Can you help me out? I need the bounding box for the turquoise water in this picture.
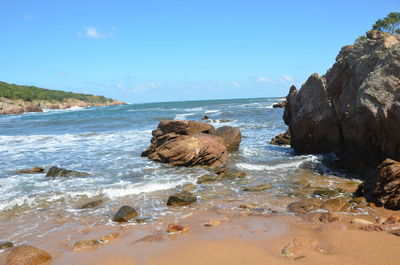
[0,97,327,214]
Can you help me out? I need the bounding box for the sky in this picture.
[1,0,399,103]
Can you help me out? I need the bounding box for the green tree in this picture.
[372,12,400,34]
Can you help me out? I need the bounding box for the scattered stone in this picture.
[167,191,197,206]
[287,198,323,214]
[197,171,246,184]
[99,232,120,243]
[45,166,89,178]
[112,205,138,222]
[320,198,350,212]
[204,217,228,227]
[317,221,348,232]
[202,115,210,120]
[243,184,273,192]
[356,159,400,210]
[182,183,196,192]
[15,167,44,174]
[351,218,374,225]
[319,212,341,223]
[270,130,291,146]
[197,174,220,184]
[0,241,13,249]
[167,223,189,233]
[136,217,150,224]
[219,170,246,179]
[313,189,339,198]
[239,203,258,209]
[216,126,242,152]
[281,237,325,257]
[5,245,51,265]
[80,199,104,209]
[72,239,100,251]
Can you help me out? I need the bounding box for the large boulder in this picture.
[5,245,51,265]
[356,159,400,210]
[142,121,228,168]
[270,130,291,146]
[216,126,242,152]
[283,31,400,175]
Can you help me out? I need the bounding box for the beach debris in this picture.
[281,237,326,257]
[287,198,323,214]
[5,245,51,265]
[45,166,89,178]
[112,205,138,222]
[243,184,273,192]
[80,199,104,209]
[216,126,242,152]
[270,130,290,146]
[15,167,44,174]
[0,241,13,249]
[351,218,374,225]
[167,191,197,206]
[167,223,189,233]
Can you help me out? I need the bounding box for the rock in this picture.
[112,205,138,222]
[151,120,216,139]
[359,225,385,232]
[287,198,323,214]
[202,115,210,120]
[270,130,291,146]
[302,212,322,223]
[320,198,350,212]
[239,203,259,209]
[383,215,400,224]
[99,232,120,242]
[243,184,273,192]
[351,218,374,225]
[316,221,348,232]
[167,191,197,206]
[136,217,150,224]
[349,197,368,206]
[313,189,339,198]
[216,126,242,152]
[197,171,246,184]
[15,167,44,174]
[80,199,104,209]
[356,159,400,210]
[376,216,388,224]
[45,166,89,178]
[283,32,400,176]
[5,245,51,265]
[72,239,100,251]
[0,241,13,249]
[319,212,341,223]
[390,229,400,236]
[273,101,286,108]
[281,237,326,257]
[167,223,189,233]
[182,183,196,192]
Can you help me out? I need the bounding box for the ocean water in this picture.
[0,97,354,237]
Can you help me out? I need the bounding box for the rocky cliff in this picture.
[283,30,400,176]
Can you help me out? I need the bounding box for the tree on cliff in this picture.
[372,12,400,34]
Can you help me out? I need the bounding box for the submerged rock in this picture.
[80,199,104,209]
[167,223,189,233]
[243,184,273,191]
[197,170,246,184]
[216,126,242,152]
[167,191,197,206]
[45,166,89,178]
[0,241,13,249]
[270,130,291,146]
[15,167,44,174]
[5,245,51,265]
[283,31,400,175]
[112,205,138,222]
[320,198,350,212]
[356,159,400,210]
[313,189,339,198]
[281,237,326,257]
[287,198,323,214]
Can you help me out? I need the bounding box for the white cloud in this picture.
[232,81,241,88]
[279,74,294,83]
[23,14,33,20]
[133,82,163,93]
[77,27,116,39]
[256,77,272,84]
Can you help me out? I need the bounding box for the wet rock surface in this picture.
[167,223,189,233]
[167,191,197,206]
[80,199,104,209]
[112,205,138,222]
[287,198,323,214]
[0,241,13,249]
[270,130,290,146]
[5,245,51,265]
[215,126,242,152]
[45,166,89,178]
[15,167,44,174]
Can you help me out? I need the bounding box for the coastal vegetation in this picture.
[0,81,111,103]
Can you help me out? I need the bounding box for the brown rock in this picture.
[167,223,189,233]
[152,120,216,138]
[281,237,326,257]
[287,198,323,214]
[319,212,341,223]
[72,239,100,251]
[45,166,89,178]
[112,205,138,222]
[357,159,400,210]
[0,241,13,249]
[6,245,51,265]
[243,184,273,192]
[383,215,400,224]
[351,218,374,225]
[273,101,286,108]
[182,183,196,192]
[80,199,104,209]
[15,167,44,174]
[167,191,197,206]
[320,198,350,212]
[216,126,242,152]
[270,130,291,146]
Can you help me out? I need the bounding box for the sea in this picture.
[0,97,358,241]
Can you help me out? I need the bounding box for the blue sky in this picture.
[1,1,399,103]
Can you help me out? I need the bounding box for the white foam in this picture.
[204,110,221,114]
[236,155,319,171]
[174,113,196,120]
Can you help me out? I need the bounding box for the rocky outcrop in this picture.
[0,97,125,115]
[142,121,239,168]
[45,166,89,178]
[270,130,291,146]
[283,31,400,175]
[356,158,400,210]
[216,126,242,152]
